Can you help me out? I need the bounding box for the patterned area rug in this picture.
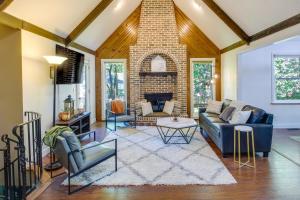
[63,126,236,186]
[290,136,300,143]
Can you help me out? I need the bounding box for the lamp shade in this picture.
[43,56,67,65]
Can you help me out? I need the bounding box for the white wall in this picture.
[221,23,300,101]
[21,30,96,154]
[237,39,300,128]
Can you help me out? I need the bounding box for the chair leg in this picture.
[114,115,117,132]
[115,139,117,171]
[115,155,117,172]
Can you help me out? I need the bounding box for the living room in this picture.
[0,0,300,199]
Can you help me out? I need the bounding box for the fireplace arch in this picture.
[139,52,178,102]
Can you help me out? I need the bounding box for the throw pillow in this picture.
[141,102,153,116]
[61,131,85,168]
[229,100,246,112]
[242,105,266,124]
[229,111,251,124]
[206,100,223,114]
[163,100,175,115]
[135,99,146,116]
[219,106,236,122]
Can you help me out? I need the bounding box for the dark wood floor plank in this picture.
[36,124,300,200]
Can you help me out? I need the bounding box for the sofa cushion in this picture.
[242,105,266,124]
[145,112,170,117]
[202,112,219,118]
[207,116,225,123]
[206,100,223,114]
[219,106,235,122]
[229,111,251,124]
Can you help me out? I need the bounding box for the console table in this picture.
[56,112,90,135]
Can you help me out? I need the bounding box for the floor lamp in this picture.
[43,56,67,172]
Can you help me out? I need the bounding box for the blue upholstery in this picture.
[199,105,273,157]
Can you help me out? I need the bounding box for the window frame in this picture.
[101,59,127,120]
[271,54,300,104]
[190,58,216,118]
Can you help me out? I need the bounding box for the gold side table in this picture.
[234,125,256,168]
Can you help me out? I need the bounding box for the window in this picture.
[101,59,127,119]
[272,55,300,103]
[190,58,215,117]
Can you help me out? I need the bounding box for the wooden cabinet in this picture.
[56,112,91,135]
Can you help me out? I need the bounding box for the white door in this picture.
[190,58,216,118]
[101,59,127,120]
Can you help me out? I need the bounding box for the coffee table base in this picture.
[156,126,198,144]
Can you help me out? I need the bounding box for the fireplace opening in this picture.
[144,93,173,112]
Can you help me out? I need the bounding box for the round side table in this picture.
[234,125,256,168]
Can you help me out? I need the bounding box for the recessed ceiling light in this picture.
[192,0,203,12]
[114,0,124,11]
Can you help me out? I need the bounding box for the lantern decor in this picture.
[64,95,75,118]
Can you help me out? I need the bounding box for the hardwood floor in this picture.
[36,124,300,200]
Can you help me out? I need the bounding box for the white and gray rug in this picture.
[63,126,236,186]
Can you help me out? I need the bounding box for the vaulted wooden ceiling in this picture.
[1,0,300,54]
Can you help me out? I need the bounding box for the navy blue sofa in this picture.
[198,100,273,157]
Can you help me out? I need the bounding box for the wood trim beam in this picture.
[220,40,246,54]
[0,0,13,11]
[202,0,250,43]
[250,13,300,42]
[221,13,300,54]
[65,0,113,46]
[0,11,95,55]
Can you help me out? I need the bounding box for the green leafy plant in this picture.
[274,56,300,100]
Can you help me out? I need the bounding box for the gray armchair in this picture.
[105,101,136,131]
[53,130,117,194]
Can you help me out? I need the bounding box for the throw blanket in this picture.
[43,126,72,148]
[111,100,125,114]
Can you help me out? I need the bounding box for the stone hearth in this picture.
[129,0,187,124]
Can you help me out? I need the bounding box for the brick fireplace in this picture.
[129,0,188,122]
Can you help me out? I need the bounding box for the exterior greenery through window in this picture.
[191,59,214,117]
[273,55,300,103]
[105,62,125,101]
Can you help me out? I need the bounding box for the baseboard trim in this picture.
[274,123,300,129]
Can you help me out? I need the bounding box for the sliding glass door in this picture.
[101,59,127,120]
[190,58,215,118]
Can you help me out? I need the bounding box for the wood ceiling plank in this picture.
[175,5,220,56]
[0,0,13,11]
[65,0,114,46]
[202,0,250,44]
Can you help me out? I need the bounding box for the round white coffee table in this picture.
[156,117,198,144]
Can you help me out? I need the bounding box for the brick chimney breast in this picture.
[130,0,187,118]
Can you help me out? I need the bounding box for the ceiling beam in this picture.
[221,13,300,54]
[0,0,13,11]
[0,11,95,55]
[65,0,113,46]
[250,13,300,42]
[220,40,247,54]
[202,0,250,44]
